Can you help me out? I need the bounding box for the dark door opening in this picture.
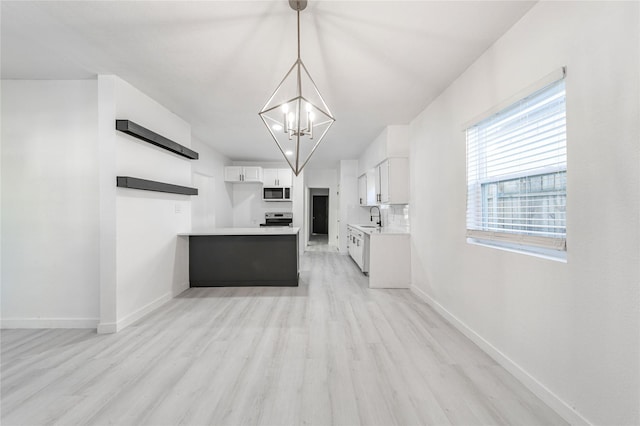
[312,195,329,234]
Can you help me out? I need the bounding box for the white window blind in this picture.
[466,77,567,251]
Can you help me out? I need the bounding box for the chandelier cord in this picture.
[297,9,301,60]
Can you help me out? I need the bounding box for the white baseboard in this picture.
[96,321,117,334]
[97,283,188,334]
[112,291,175,334]
[410,284,591,426]
[1,317,99,329]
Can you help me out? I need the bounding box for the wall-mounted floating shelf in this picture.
[115,120,199,160]
[117,176,198,196]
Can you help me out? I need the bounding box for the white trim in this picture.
[462,66,566,130]
[467,238,567,262]
[466,229,566,251]
[97,286,188,334]
[116,291,173,332]
[410,284,592,426]
[1,318,99,329]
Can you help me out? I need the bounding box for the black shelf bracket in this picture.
[116,120,199,160]
[117,176,198,196]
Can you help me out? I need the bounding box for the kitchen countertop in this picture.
[179,227,300,236]
[348,224,410,236]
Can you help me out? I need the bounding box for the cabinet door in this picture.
[386,157,409,204]
[278,168,293,187]
[354,235,364,270]
[366,169,377,206]
[243,166,263,182]
[378,160,390,204]
[263,169,278,186]
[363,233,370,273]
[358,175,367,206]
[224,166,242,182]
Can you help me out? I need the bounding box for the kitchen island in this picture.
[179,227,299,287]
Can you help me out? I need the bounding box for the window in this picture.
[466,75,567,253]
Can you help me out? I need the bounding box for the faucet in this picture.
[369,206,382,227]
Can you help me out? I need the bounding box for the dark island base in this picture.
[189,234,299,287]
[191,278,299,287]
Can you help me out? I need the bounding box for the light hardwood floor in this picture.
[1,250,567,426]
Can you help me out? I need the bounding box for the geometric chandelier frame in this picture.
[258,0,335,176]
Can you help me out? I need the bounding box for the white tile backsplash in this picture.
[360,204,410,230]
[381,204,410,229]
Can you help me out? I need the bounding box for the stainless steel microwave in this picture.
[263,187,291,201]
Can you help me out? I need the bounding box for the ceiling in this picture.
[1,1,535,169]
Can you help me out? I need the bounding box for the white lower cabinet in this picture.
[368,234,410,288]
[347,226,369,272]
[347,224,410,288]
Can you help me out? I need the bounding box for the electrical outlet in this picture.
[175,203,182,214]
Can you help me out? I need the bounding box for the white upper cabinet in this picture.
[263,168,292,187]
[224,166,263,183]
[378,159,390,203]
[366,169,377,205]
[357,170,378,206]
[278,169,293,187]
[357,158,409,205]
[358,174,367,206]
[356,125,410,205]
[376,158,408,204]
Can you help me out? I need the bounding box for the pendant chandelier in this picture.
[258,0,335,176]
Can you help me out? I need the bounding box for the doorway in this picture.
[312,195,328,234]
[308,188,330,250]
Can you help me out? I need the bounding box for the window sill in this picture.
[467,238,567,263]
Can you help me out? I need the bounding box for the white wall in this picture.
[191,138,233,230]
[357,125,409,176]
[98,75,191,332]
[1,80,100,328]
[2,77,228,332]
[230,161,294,227]
[232,183,293,227]
[409,2,639,425]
